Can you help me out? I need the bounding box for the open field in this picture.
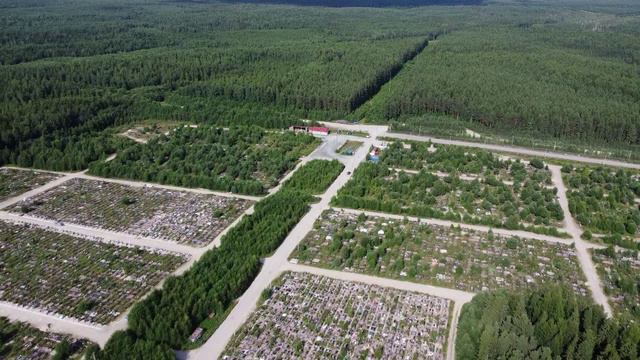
[291,210,587,294]
[8,178,252,247]
[0,316,92,360]
[333,143,565,236]
[223,271,451,359]
[0,168,61,202]
[89,126,319,195]
[565,165,640,249]
[0,220,187,324]
[592,247,640,320]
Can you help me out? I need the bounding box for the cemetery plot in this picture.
[90,126,320,195]
[379,141,552,185]
[223,272,451,360]
[592,247,640,321]
[0,167,61,202]
[0,220,187,324]
[0,316,92,360]
[8,178,252,247]
[565,165,640,249]
[291,210,588,295]
[333,157,565,236]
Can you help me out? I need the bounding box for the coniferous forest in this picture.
[2,0,640,358]
[456,286,640,359]
[2,0,639,171]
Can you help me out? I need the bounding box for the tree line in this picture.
[93,160,343,358]
[94,189,313,358]
[0,18,427,171]
[282,160,344,194]
[456,286,640,359]
[357,25,640,147]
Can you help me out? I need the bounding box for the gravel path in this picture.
[184,134,376,360]
[549,165,613,316]
[333,207,580,246]
[383,132,640,170]
[3,123,631,353]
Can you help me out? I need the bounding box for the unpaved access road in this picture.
[549,165,613,316]
[183,134,378,360]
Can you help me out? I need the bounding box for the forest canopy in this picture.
[456,286,640,359]
[2,0,639,170]
[89,126,319,195]
[355,25,640,147]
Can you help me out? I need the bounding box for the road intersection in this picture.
[0,122,634,356]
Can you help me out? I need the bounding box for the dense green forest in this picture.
[565,166,640,249]
[0,0,448,171]
[456,286,640,359]
[5,0,639,170]
[282,159,344,194]
[89,126,318,195]
[356,24,640,148]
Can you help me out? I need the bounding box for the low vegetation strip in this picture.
[281,160,344,194]
[96,161,342,358]
[456,286,640,359]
